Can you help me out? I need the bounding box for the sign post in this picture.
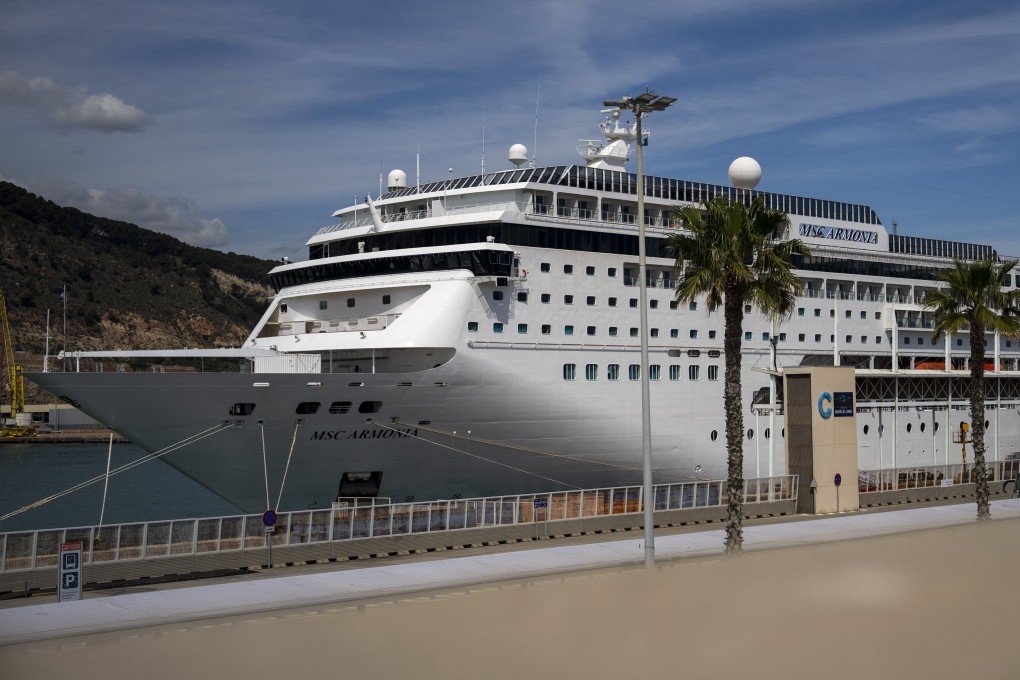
[58,541,83,602]
[262,509,278,569]
[834,473,842,513]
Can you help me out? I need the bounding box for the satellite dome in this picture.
[728,157,762,190]
[508,144,528,167]
[387,169,408,190]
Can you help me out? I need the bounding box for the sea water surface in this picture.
[0,442,242,533]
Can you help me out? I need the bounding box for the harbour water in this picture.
[0,442,241,533]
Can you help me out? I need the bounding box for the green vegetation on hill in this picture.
[0,181,278,360]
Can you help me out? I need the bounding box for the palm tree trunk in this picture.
[723,285,745,554]
[969,322,990,521]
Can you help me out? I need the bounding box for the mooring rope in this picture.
[274,420,303,510]
[0,423,231,523]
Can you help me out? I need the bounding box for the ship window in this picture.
[609,327,618,336]
[904,337,910,344]
[229,403,256,416]
[669,365,681,381]
[280,304,288,314]
[762,332,769,341]
[358,401,382,414]
[347,298,355,308]
[861,336,868,344]
[628,364,641,380]
[630,328,639,337]
[587,296,596,305]
[383,295,391,305]
[765,428,770,439]
[814,309,821,317]
[708,365,718,381]
[493,322,504,333]
[876,336,883,344]
[467,322,478,332]
[710,430,718,442]
[608,267,617,277]
[329,401,352,414]
[650,365,661,381]
[860,311,867,319]
[689,365,700,381]
[747,429,754,440]
[650,300,658,309]
[917,337,924,345]
[564,294,574,304]
[671,329,679,338]
[542,294,551,303]
[651,328,659,338]
[688,350,701,357]
[780,333,787,342]
[518,323,528,334]
[585,364,598,380]
[517,292,528,302]
[565,325,574,335]
[587,326,596,336]
[830,309,835,318]
[320,300,328,310]
[608,364,620,381]
[744,331,752,341]
[670,301,679,310]
[609,297,618,307]
[564,264,574,274]
[744,304,751,313]
[709,330,716,339]
[689,301,697,311]
[876,312,881,319]
[542,324,551,334]
[296,402,321,414]
[846,335,852,343]
[846,310,852,319]
[586,266,595,275]
[630,298,638,308]
[957,339,963,346]
[920,422,926,432]
[690,329,698,339]
[541,262,550,272]
[492,291,504,301]
[563,364,576,381]
[799,333,805,342]
[815,334,821,342]
[906,423,912,433]
[797,308,804,316]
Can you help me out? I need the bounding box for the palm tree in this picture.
[922,258,1020,521]
[667,195,809,555]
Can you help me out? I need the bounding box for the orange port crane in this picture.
[0,289,34,437]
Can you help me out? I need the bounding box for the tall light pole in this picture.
[603,91,676,570]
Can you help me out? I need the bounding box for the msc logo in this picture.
[818,392,833,419]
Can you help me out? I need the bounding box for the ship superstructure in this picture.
[28,106,1020,513]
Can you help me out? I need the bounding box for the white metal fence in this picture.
[0,476,797,574]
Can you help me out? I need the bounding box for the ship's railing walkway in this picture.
[859,460,1020,493]
[0,476,796,589]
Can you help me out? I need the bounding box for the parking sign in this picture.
[58,541,83,602]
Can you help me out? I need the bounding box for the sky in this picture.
[2,0,1019,262]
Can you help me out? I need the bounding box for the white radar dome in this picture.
[728,157,762,190]
[387,169,408,190]
[508,143,528,167]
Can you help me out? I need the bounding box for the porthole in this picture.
[710,430,718,442]
[764,428,770,440]
[906,423,912,433]
[934,422,939,433]
[781,428,785,438]
[985,420,990,429]
[863,424,870,435]
[920,422,926,432]
[747,429,754,440]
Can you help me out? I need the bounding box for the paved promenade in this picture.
[3,499,1019,646]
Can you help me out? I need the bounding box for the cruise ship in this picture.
[29,107,1020,513]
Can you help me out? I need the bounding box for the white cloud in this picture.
[12,176,228,247]
[0,71,151,132]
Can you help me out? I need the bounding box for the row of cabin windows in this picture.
[506,290,698,311]
[798,307,882,320]
[280,295,393,315]
[539,262,619,277]
[469,321,717,339]
[228,401,382,416]
[562,363,718,382]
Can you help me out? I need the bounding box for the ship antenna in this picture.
[481,109,486,180]
[532,73,541,168]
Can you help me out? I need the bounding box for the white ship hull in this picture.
[29,110,1020,513]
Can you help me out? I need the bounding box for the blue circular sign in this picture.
[262,509,278,527]
[834,473,842,487]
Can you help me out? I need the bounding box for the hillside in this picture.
[0,181,278,379]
